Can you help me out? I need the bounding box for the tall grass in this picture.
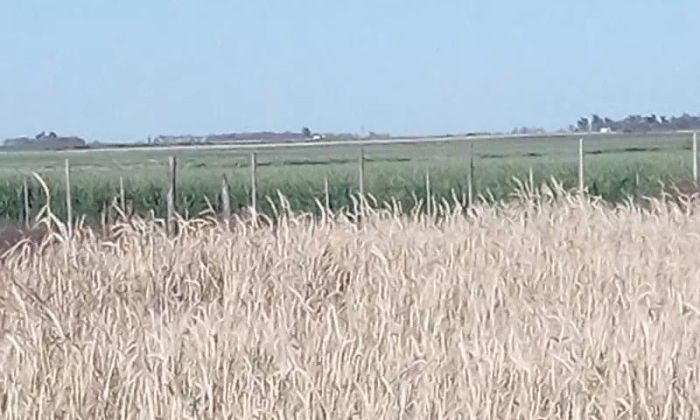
[1,186,700,418]
[0,159,689,226]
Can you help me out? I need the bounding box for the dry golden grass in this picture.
[1,188,700,419]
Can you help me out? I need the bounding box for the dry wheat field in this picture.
[1,188,700,419]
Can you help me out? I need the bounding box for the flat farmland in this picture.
[0,132,695,223]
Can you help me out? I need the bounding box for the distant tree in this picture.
[644,114,658,125]
[301,127,312,139]
[627,115,643,124]
[577,117,590,132]
[512,126,544,135]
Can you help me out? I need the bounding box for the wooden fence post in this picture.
[358,148,365,199]
[250,152,257,216]
[101,202,108,237]
[324,176,330,212]
[221,175,231,222]
[119,176,126,214]
[693,132,698,187]
[425,170,431,215]
[528,166,535,195]
[65,159,72,237]
[23,179,30,229]
[166,156,177,235]
[468,141,475,207]
[578,137,585,194]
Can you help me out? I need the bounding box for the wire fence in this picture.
[4,133,699,232]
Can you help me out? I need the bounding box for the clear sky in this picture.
[1,1,699,142]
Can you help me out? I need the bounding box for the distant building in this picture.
[599,127,613,134]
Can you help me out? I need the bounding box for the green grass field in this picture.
[0,132,696,225]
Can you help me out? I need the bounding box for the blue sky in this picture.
[1,1,699,142]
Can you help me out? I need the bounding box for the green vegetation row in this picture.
[0,161,690,226]
[0,133,695,225]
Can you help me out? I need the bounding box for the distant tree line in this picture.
[571,113,700,133]
[2,131,87,150]
[511,126,546,135]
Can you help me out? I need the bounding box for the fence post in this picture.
[65,158,72,237]
[101,202,108,237]
[221,175,231,222]
[119,176,126,214]
[578,137,585,194]
[166,156,177,235]
[693,132,698,187]
[468,141,474,207]
[425,170,431,215]
[324,176,330,212]
[528,166,535,195]
[23,179,30,229]
[358,148,365,199]
[250,152,257,216]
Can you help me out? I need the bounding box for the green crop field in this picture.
[0,132,696,225]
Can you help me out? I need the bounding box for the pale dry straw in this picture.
[1,187,700,419]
